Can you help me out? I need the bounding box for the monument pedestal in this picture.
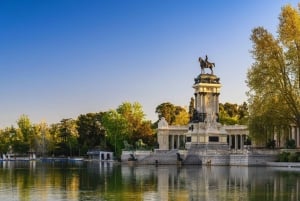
[184,73,230,165]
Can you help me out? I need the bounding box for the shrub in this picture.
[278,152,290,162]
[288,152,298,162]
[266,139,276,149]
[285,139,296,149]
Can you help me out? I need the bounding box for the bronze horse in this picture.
[198,56,215,74]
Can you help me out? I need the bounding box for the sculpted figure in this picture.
[198,55,215,74]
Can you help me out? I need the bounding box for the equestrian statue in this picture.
[198,55,215,74]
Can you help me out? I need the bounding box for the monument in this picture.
[184,55,230,165]
[122,55,277,166]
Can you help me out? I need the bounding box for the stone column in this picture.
[240,135,244,150]
[235,135,238,150]
[202,93,206,113]
[229,135,232,149]
[177,135,180,149]
[212,93,216,114]
[216,93,220,113]
[171,135,174,150]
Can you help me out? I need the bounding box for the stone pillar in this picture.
[240,135,244,150]
[234,135,236,149]
[213,93,216,114]
[216,93,220,113]
[229,135,232,149]
[171,135,174,149]
[199,93,202,112]
[202,93,206,113]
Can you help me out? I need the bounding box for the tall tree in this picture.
[247,4,300,143]
[155,102,176,125]
[155,102,188,125]
[59,118,78,156]
[77,112,105,153]
[116,102,144,139]
[117,102,154,147]
[101,110,129,157]
[16,115,34,153]
[173,107,189,125]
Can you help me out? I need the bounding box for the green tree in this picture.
[173,108,189,125]
[58,118,78,156]
[117,102,144,140]
[155,102,188,125]
[155,102,176,125]
[117,102,154,146]
[102,110,129,158]
[247,4,300,143]
[219,103,238,125]
[77,112,106,153]
[15,115,34,153]
[237,102,249,124]
[32,121,51,156]
[49,123,61,156]
[0,126,16,154]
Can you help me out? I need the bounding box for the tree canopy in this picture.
[155,102,189,125]
[246,4,300,145]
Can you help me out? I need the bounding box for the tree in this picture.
[116,102,145,141]
[155,102,188,125]
[58,118,78,156]
[101,102,155,157]
[77,112,105,153]
[0,126,16,154]
[246,4,300,143]
[155,102,176,125]
[173,108,189,125]
[237,102,249,124]
[48,123,61,156]
[32,121,52,157]
[219,103,238,125]
[15,115,35,153]
[101,110,129,157]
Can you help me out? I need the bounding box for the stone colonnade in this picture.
[290,126,300,147]
[225,125,249,151]
[194,92,220,114]
[227,134,248,150]
[168,134,186,150]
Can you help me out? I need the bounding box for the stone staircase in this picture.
[183,145,202,165]
[137,150,179,165]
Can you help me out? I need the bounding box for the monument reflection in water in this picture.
[0,161,299,201]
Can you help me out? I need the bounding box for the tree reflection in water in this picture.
[0,161,299,201]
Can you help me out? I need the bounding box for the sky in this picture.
[0,0,299,127]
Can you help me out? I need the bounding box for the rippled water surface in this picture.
[0,161,299,201]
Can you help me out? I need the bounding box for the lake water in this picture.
[0,161,299,201]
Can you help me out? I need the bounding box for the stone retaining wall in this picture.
[121,150,279,166]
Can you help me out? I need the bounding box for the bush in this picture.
[278,152,290,162]
[266,139,276,149]
[278,152,300,162]
[288,152,298,162]
[285,139,296,149]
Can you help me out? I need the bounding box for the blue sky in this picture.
[0,0,298,127]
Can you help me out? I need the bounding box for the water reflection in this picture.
[0,161,299,201]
